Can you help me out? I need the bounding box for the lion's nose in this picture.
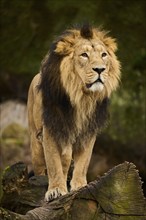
[92,67,105,74]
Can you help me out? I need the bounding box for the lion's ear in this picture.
[103,37,118,52]
[55,35,75,55]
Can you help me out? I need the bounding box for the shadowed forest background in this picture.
[0,0,146,196]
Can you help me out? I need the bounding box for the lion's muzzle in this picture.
[86,77,104,89]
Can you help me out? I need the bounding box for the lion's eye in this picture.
[102,52,107,58]
[81,53,88,58]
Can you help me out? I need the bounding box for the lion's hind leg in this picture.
[30,131,46,176]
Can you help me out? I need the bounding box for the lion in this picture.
[27,24,121,202]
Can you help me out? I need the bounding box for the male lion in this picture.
[27,25,120,202]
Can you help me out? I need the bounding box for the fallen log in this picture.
[0,161,146,220]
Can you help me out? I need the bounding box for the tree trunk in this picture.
[0,161,146,220]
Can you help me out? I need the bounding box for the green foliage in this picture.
[0,0,145,147]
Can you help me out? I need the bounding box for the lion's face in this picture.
[54,26,120,100]
[74,39,111,93]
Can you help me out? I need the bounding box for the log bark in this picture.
[0,161,146,220]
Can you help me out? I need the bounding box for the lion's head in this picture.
[40,25,121,144]
[40,25,121,128]
[53,25,121,104]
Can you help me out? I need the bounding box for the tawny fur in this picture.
[27,25,121,202]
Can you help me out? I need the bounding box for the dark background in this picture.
[0,0,146,195]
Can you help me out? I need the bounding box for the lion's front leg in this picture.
[71,136,96,191]
[43,127,69,202]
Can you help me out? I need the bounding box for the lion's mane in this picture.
[39,25,120,149]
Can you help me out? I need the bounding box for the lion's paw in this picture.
[45,187,67,202]
[70,179,87,191]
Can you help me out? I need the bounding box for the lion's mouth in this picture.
[86,78,104,89]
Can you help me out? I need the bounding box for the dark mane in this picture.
[39,46,74,144]
[40,49,66,105]
[80,24,93,39]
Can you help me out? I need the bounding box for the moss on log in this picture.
[0,161,146,220]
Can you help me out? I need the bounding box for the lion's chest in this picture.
[67,110,97,148]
